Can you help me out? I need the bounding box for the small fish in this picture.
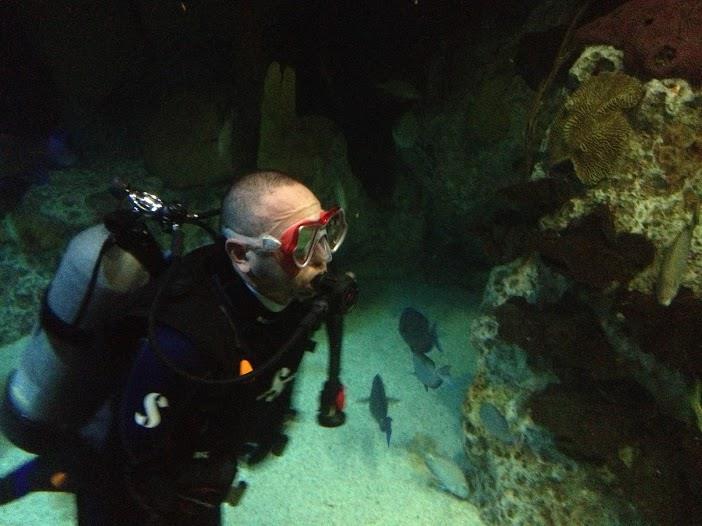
[479,402,513,444]
[423,452,469,500]
[367,374,393,446]
[411,353,451,391]
[44,129,78,169]
[1,130,77,172]
[399,307,443,354]
[657,205,699,306]
[690,378,702,433]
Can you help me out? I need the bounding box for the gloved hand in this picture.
[239,432,289,465]
[125,454,237,518]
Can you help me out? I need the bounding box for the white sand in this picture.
[0,278,485,525]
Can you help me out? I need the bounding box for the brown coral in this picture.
[653,120,702,189]
[616,288,702,379]
[537,205,655,289]
[549,71,644,185]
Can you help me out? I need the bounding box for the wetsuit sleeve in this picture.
[117,325,234,515]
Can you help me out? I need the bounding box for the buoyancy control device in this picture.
[0,178,357,504]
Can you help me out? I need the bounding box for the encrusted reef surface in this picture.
[462,46,702,525]
[543,45,702,300]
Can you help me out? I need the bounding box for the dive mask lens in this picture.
[292,208,347,267]
[294,225,319,267]
[325,208,347,252]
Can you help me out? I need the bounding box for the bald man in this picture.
[78,171,348,525]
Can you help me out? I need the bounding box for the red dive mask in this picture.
[223,207,348,273]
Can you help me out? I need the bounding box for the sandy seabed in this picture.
[0,278,485,526]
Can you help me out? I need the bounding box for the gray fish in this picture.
[399,307,444,354]
[657,205,699,306]
[369,374,393,446]
[411,353,451,391]
[423,452,469,500]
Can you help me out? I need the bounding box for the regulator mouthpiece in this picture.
[312,271,358,315]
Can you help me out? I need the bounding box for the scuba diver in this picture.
[0,170,358,525]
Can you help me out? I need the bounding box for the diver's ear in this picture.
[225,239,251,272]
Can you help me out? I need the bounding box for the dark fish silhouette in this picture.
[0,130,76,213]
[411,353,451,391]
[399,307,443,354]
[368,374,393,446]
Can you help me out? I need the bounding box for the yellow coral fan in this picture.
[549,71,644,185]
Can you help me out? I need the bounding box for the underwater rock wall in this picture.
[542,46,702,300]
[465,258,702,525]
[463,257,641,525]
[463,44,702,525]
[575,0,702,86]
[390,19,540,274]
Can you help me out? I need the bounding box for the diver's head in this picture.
[222,171,347,306]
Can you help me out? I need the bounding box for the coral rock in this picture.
[568,45,624,85]
[575,0,702,85]
[549,71,643,185]
[528,380,701,526]
[495,295,621,382]
[616,288,702,378]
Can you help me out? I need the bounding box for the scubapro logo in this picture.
[134,392,170,428]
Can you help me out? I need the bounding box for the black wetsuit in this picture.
[78,242,321,525]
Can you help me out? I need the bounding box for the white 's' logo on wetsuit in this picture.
[134,392,170,428]
[257,367,295,402]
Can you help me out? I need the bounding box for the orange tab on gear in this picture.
[239,359,253,376]
[50,472,68,489]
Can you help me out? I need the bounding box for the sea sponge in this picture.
[549,71,644,185]
[575,0,702,85]
[653,121,702,189]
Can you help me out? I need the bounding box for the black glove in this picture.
[174,455,238,512]
[126,454,237,518]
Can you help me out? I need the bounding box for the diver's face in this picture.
[247,184,328,304]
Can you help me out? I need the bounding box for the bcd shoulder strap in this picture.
[126,243,242,380]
